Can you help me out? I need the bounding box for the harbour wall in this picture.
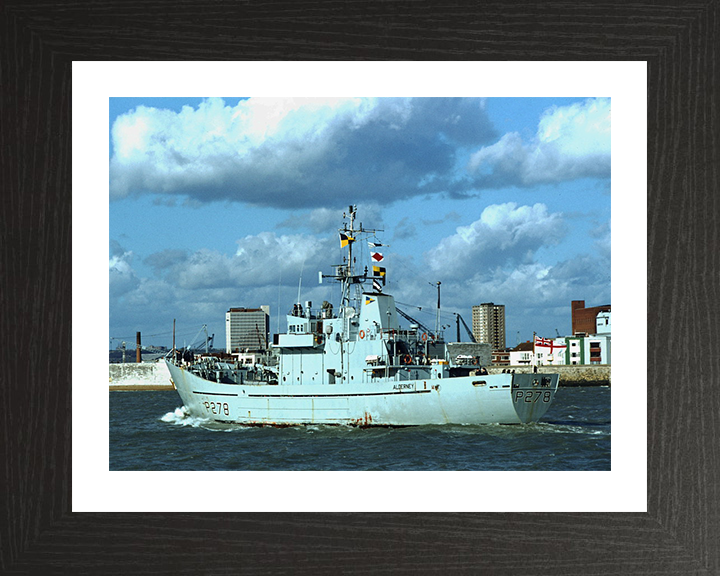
[109,362,174,390]
[487,364,610,386]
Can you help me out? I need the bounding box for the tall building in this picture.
[472,303,506,350]
[225,306,270,352]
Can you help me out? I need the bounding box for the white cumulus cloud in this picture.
[233,231,334,286]
[109,243,140,297]
[425,202,566,278]
[110,97,497,207]
[277,203,384,234]
[467,97,610,188]
[140,231,336,294]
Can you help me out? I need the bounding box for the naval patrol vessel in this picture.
[165,206,559,426]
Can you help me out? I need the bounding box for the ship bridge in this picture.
[358,292,399,335]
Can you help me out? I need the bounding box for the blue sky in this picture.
[109,96,611,350]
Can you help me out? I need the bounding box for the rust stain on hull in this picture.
[217,412,392,428]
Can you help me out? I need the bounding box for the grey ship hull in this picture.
[166,360,559,426]
[165,206,561,427]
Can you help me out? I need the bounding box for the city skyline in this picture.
[109,96,611,350]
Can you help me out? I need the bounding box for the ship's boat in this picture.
[166,206,559,426]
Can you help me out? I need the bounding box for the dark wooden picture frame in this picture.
[2,2,717,574]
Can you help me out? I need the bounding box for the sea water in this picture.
[109,387,610,471]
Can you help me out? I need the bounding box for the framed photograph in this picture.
[92,64,633,504]
[3,3,717,573]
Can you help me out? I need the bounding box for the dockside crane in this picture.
[395,304,437,340]
[187,324,213,353]
[255,323,267,350]
[453,313,477,343]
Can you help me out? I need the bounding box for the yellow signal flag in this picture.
[340,232,355,248]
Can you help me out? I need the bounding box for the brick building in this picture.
[491,349,510,366]
[571,300,611,335]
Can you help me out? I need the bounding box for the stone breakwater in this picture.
[487,364,610,386]
[109,362,174,390]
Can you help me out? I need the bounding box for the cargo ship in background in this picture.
[165,206,560,426]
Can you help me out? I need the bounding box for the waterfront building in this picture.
[565,334,611,365]
[225,306,270,353]
[508,341,533,365]
[508,334,611,366]
[491,349,510,366]
[472,302,506,351]
[596,311,611,334]
[571,300,611,335]
[534,336,568,366]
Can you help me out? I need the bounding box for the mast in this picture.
[343,206,356,366]
[343,206,353,308]
[347,205,354,278]
[319,204,382,315]
[333,205,361,308]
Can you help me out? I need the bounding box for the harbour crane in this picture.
[395,304,437,339]
[453,313,477,343]
[255,323,267,350]
[187,324,213,353]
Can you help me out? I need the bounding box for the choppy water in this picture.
[109,387,609,471]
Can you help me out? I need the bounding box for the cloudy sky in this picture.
[109,96,610,350]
